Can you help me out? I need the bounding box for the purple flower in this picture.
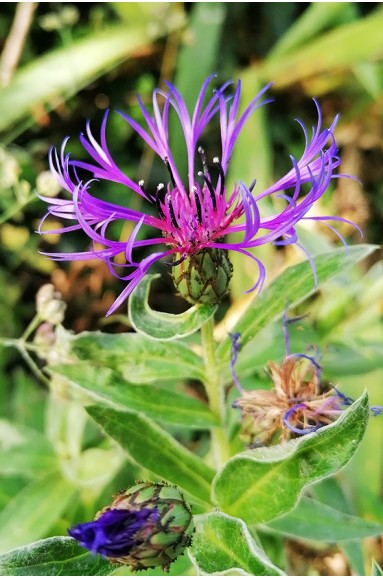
[68,508,156,559]
[39,75,357,315]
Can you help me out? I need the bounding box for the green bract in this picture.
[172,248,233,305]
[103,482,194,570]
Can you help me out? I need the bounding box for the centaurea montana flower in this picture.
[39,75,357,315]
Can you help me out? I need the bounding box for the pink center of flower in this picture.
[149,153,244,256]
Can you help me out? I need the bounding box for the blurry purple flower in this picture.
[39,75,358,315]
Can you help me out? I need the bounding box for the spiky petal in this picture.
[40,76,359,315]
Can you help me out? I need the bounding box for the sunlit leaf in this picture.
[217,245,377,362]
[0,15,182,136]
[0,472,76,553]
[259,10,383,87]
[71,330,204,383]
[0,537,113,576]
[129,274,217,341]
[264,497,383,541]
[51,364,218,429]
[212,392,369,524]
[87,405,214,505]
[189,512,284,576]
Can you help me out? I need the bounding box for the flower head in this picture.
[68,481,194,570]
[40,75,357,315]
[231,316,351,446]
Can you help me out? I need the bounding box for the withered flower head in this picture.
[230,316,352,447]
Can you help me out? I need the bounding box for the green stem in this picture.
[0,336,50,386]
[21,313,42,341]
[16,342,50,387]
[201,316,230,467]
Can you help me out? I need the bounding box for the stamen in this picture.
[198,146,209,176]
[167,194,179,229]
[165,254,186,267]
[164,157,176,188]
[192,186,203,225]
[213,156,225,196]
[138,179,154,202]
[155,183,165,218]
[249,179,256,193]
[198,171,217,210]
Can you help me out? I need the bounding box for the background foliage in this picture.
[0,2,382,575]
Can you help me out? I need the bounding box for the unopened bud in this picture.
[36,284,66,324]
[68,481,194,570]
[172,248,233,305]
[36,171,61,198]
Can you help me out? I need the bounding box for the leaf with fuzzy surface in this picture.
[87,405,215,505]
[189,512,284,576]
[213,392,369,524]
[0,537,113,576]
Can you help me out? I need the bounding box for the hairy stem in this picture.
[201,316,230,467]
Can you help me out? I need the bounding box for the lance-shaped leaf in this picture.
[87,405,215,505]
[264,497,383,541]
[372,560,383,576]
[0,472,76,553]
[0,4,182,137]
[0,537,113,576]
[51,364,218,429]
[217,245,377,362]
[213,392,369,524]
[71,330,204,383]
[189,512,284,576]
[129,274,217,340]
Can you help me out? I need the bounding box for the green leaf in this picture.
[51,363,218,429]
[212,392,369,524]
[0,444,57,478]
[217,245,377,362]
[341,542,366,577]
[189,512,283,576]
[259,10,383,87]
[129,274,217,340]
[264,497,383,541]
[372,560,383,576]
[0,472,76,553]
[268,3,357,58]
[0,18,180,137]
[71,330,204,383]
[0,537,113,576]
[310,478,367,574]
[87,405,214,505]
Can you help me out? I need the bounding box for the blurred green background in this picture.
[0,2,382,575]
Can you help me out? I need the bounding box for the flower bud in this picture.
[36,170,61,198]
[36,284,66,325]
[68,481,194,570]
[172,248,233,305]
